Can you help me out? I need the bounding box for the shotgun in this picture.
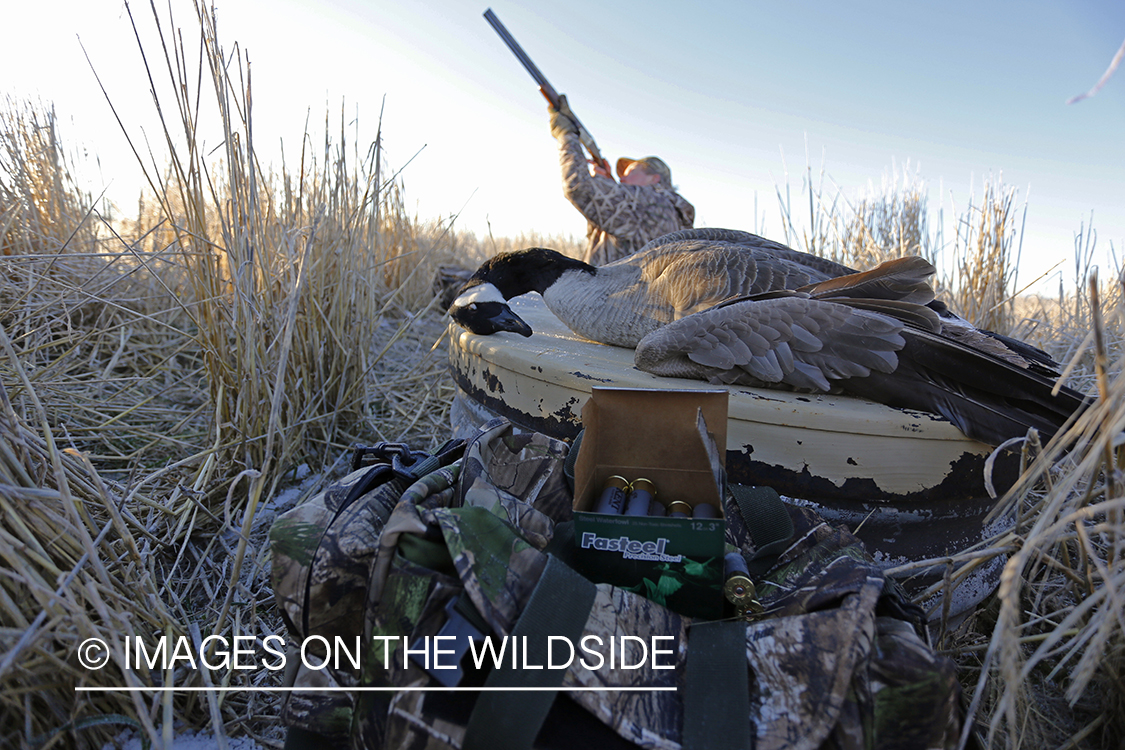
[483,8,614,180]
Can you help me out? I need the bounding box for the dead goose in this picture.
[448,228,1088,446]
[450,229,909,342]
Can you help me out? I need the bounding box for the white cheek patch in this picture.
[454,282,506,307]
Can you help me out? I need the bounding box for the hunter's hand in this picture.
[549,93,579,138]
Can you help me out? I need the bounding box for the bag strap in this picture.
[682,620,751,750]
[728,483,794,577]
[462,554,596,750]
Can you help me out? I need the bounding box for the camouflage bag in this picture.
[271,419,963,750]
[268,439,466,741]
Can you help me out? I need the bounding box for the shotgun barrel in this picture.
[483,8,613,178]
[483,9,560,105]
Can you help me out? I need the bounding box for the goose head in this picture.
[448,280,534,337]
[448,248,594,337]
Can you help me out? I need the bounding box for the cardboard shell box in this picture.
[571,388,729,619]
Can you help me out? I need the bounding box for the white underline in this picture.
[75,686,676,693]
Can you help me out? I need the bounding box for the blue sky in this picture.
[3,0,1123,292]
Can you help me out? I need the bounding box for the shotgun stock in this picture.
[483,8,614,179]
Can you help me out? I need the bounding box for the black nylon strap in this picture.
[463,554,596,750]
[410,438,467,478]
[682,620,751,750]
[729,484,794,577]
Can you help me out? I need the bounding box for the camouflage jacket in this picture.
[557,130,695,265]
[270,420,962,750]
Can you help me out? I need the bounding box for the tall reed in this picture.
[0,1,470,744]
[774,158,1026,335]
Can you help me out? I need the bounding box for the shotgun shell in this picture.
[666,500,692,518]
[624,478,657,516]
[692,502,720,519]
[723,552,756,603]
[647,497,667,516]
[724,550,749,578]
[725,573,757,606]
[593,475,630,515]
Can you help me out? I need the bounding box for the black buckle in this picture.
[410,594,490,687]
[350,442,432,478]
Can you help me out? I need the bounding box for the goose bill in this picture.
[451,300,533,337]
[486,303,534,337]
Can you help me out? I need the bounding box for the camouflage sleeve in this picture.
[556,131,690,258]
[557,131,645,239]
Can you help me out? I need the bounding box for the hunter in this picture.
[549,94,695,265]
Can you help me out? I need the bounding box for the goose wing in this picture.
[798,256,937,305]
[637,228,859,279]
[626,234,935,321]
[635,295,1088,445]
[632,231,1066,375]
[801,256,1069,378]
[841,327,1090,445]
[641,247,829,318]
[634,293,908,392]
[634,256,941,389]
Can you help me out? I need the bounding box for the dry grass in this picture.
[777,156,1124,749]
[0,3,471,746]
[0,3,1122,750]
[929,275,1125,749]
[1,96,195,747]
